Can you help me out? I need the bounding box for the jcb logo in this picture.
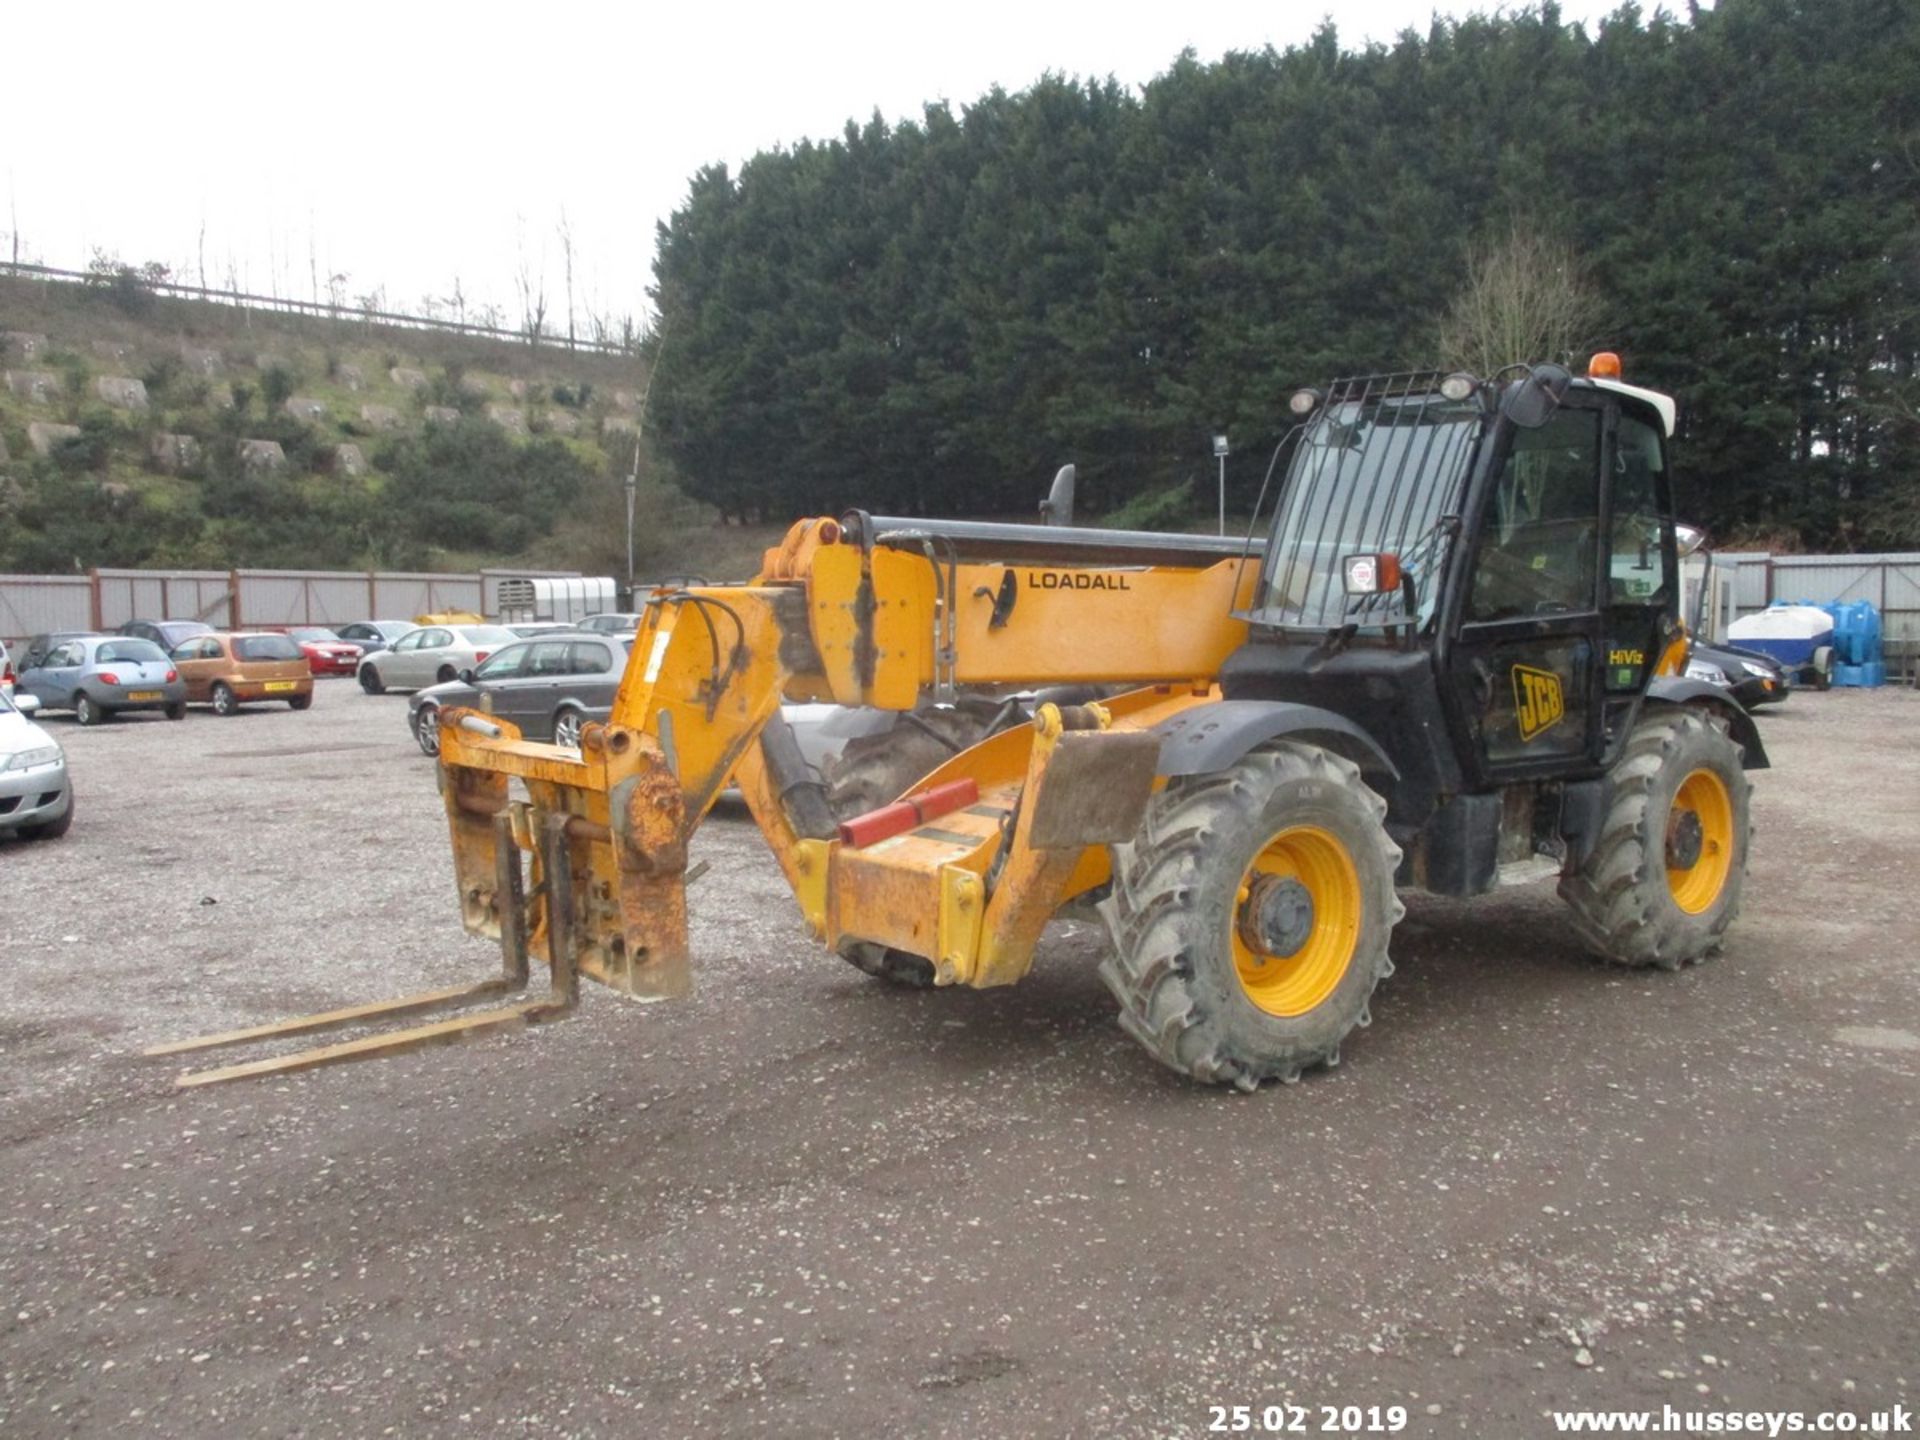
[1512,665,1565,742]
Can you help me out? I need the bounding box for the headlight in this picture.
[1,745,62,772]
[1685,660,1730,686]
[1739,660,1775,679]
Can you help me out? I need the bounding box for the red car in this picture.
[284,627,365,677]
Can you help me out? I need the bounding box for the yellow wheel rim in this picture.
[1666,769,1734,915]
[1230,825,1362,1017]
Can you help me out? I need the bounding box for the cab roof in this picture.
[1582,377,1676,437]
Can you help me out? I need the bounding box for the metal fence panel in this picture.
[93,569,232,630]
[0,576,92,646]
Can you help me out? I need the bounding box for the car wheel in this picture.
[552,707,585,748]
[413,704,442,757]
[23,791,74,841]
[164,701,186,720]
[211,682,238,717]
[359,665,385,695]
[289,692,313,711]
[74,692,105,727]
[437,664,457,684]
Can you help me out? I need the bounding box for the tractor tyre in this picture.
[1098,742,1403,1091]
[1558,707,1749,970]
[823,706,990,822]
[835,940,937,988]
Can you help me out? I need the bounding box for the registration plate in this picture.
[264,681,297,693]
[127,690,163,701]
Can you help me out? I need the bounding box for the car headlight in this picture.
[1739,660,1775,679]
[1685,660,1731,686]
[1,745,62,772]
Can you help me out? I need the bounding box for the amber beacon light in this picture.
[1588,351,1623,379]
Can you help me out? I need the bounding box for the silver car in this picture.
[17,635,187,725]
[0,690,73,841]
[406,634,632,755]
[358,624,519,694]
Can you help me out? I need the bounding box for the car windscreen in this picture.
[457,626,518,646]
[289,628,339,643]
[161,622,214,642]
[95,640,169,664]
[234,635,304,661]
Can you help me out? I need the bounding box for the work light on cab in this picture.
[1342,552,1402,595]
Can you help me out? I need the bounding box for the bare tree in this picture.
[1434,218,1605,377]
[513,216,549,344]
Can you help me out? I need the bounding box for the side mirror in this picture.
[1039,464,1076,527]
[458,668,476,685]
[15,693,40,715]
[1503,363,1572,429]
[1675,522,1709,558]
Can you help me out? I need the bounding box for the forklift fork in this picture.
[148,812,578,1089]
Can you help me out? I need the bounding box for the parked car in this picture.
[16,635,187,725]
[406,635,633,755]
[19,632,104,671]
[0,690,72,841]
[358,624,518,694]
[283,626,365,676]
[118,618,217,653]
[171,632,314,714]
[0,638,14,699]
[1687,641,1790,710]
[577,612,644,635]
[334,620,416,655]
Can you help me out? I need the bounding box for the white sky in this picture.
[5,0,1635,332]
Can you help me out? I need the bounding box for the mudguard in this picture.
[1645,677,1770,770]
[1151,700,1399,781]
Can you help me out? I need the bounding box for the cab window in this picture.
[1608,416,1673,606]
[1468,408,1601,623]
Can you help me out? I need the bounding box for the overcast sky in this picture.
[6,0,1638,332]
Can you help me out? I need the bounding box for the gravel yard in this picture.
[2,683,1917,1437]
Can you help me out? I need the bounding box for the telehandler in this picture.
[154,357,1763,1091]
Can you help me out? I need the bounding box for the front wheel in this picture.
[359,665,385,695]
[74,693,105,727]
[1559,707,1750,970]
[210,683,237,717]
[551,707,585,749]
[1099,742,1403,1091]
[413,704,441,756]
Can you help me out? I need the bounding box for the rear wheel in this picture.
[288,692,312,711]
[164,702,186,721]
[823,705,994,986]
[413,703,441,757]
[835,940,936,987]
[74,693,105,727]
[1099,742,1403,1090]
[359,665,385,695]
[552,706,585,749]
[211,683,237,717]
[823,705,990,822]
[1559,707,1750,970]
[436,664,457,684]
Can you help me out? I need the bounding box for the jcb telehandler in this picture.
[155,357,1763,1091]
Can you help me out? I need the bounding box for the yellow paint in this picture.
[1230,825,1362,1017]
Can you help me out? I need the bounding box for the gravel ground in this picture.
[1,683,1916,1438]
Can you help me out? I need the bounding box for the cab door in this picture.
[1446,402,1610,784]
